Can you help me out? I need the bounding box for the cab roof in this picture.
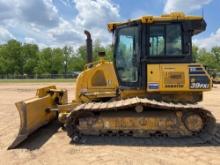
[107,12,203,32]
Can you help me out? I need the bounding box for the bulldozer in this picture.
[9,12,217,149]
[207,68,220,84]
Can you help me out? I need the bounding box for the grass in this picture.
[0,79,75,83]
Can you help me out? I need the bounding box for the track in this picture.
[66,98,218,145]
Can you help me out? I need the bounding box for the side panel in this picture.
[147,65,161,90]
[74,61,119,102]
[147,64,211,92]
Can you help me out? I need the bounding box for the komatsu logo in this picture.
[190,83,209,89]
[148,83,159,89]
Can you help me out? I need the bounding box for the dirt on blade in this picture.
[0,82,220,165]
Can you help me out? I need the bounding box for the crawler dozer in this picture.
[9,12,217,149]
[207,69,220,84]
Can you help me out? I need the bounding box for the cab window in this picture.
[149,26,165,56]
[115,26,139,83]
[149,24,183,57]
[166,24,182,55]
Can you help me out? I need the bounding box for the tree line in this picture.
[0,39,219,78]
[193,46,220,72]
[0,39,112,78]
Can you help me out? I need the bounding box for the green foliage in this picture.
[22,43,39,75]
[71,45,87,71]
[192,45,220,71]
[211,47,220,71]
[0,39,114,77]
[0,40,23,75]
[192,45,199,62]
[198,49,217,69]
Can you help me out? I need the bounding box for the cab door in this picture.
[114,25,142,88]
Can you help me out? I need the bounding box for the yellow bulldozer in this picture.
[9,12,217,149]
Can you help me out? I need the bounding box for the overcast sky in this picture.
[0,0,219,49]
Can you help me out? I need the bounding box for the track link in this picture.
[66,98,218,145]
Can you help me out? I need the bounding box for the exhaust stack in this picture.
[84,30,93,63]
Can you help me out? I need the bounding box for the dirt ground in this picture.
[0,82,219,165]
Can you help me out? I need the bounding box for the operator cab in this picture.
[108,12,206,88]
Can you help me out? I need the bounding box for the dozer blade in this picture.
[8,96,57,149]
[8,86,67,149]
